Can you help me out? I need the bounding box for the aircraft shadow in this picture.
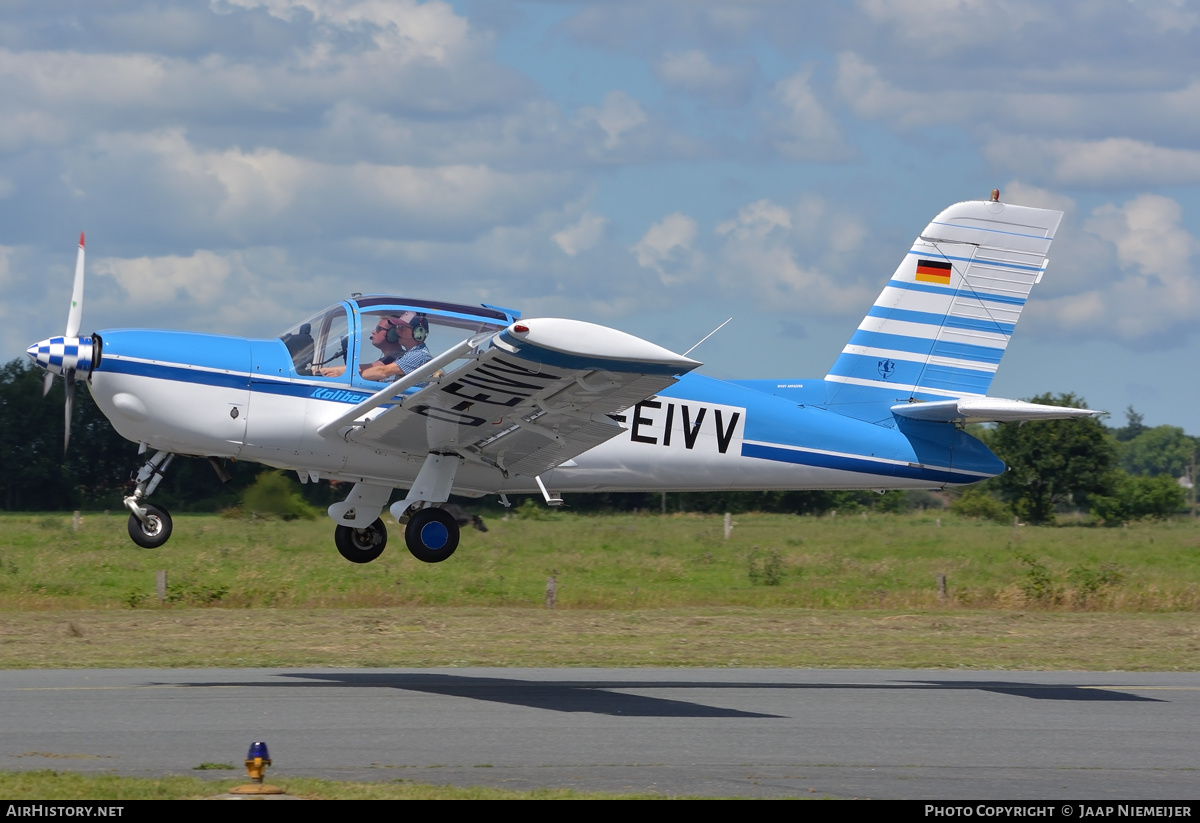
[157,673,1163,718]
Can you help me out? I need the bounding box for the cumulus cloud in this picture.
[560,2,776,53]
[984,137,1200,187]
[219,0,473,65]
[656,50,756,106]
[66,129,577,243]
[577,91,649,150]
[553,212,609,256]
[1030,194,1200,347]
[93,249,236,305]
[834,44,1200,159]
[853,0,1051,59]
[834,52,961,128]
[0,0,529,156]
[632,213,701,285]
[714,196,874,313]
[0,245,12,286]
[767,68,853,161]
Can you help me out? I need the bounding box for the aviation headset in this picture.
[382,313,429,345]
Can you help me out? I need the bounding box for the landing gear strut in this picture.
[123,450,175,549]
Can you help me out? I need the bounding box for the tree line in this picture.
[0,358,1194,523]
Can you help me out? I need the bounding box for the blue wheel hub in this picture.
[420,520,450,550]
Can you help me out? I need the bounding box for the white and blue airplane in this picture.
[27,194,1096,564]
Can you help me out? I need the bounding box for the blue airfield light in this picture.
[232,740,284,795]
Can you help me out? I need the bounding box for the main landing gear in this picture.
[327,505,461,565]
[334,518,388,564]
[403,507,459,563]
[124,450,175,549]
[327,456,464,565]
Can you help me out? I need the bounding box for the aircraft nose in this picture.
[25,336,95,377]
[27,339,53,372]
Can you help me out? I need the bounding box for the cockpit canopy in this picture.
[277,295,518,387]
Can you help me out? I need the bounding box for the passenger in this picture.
[318,312,431,383]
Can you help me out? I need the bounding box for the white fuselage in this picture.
[89,360,991,498]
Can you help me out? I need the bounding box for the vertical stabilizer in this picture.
[825,199,1062,403]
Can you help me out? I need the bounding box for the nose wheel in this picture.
[127,503,173,549]
[334,518,388,563]
[404,507,459,563]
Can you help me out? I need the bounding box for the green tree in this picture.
[0,358,138,509]
[1089,472,1185,524]
[0,359,65,509]
[1114,406,1149,443]
[241,471,319,519]
[1119,425,1197,479]
[988,393,1116,524]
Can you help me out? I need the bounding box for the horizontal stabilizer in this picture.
[891,397,1101,424]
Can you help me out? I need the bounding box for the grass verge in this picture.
[4,607,1200,670]
[0,770,684,800]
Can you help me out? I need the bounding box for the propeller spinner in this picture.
[26,233,95,452]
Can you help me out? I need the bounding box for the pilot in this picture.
[318,312,432,382]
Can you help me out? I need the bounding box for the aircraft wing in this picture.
[891,397,1102,424]
[319,319,700,478]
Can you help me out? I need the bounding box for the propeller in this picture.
[27,232,91,453]
[62,233,86,452]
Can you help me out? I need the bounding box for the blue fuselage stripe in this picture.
[741,443,989,483]
[103,358,250,390]
[101,358,379,403]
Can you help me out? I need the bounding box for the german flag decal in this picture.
[915,258,952,284]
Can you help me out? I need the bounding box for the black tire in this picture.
[334,518,388,564]
[404,507,460,563]
[127,503,173,549]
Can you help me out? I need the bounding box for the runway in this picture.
[2,668,1198,799]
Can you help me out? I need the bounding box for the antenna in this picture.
[683,317,732,357]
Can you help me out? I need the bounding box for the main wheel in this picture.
[334,518,388,563]
[127,503,173,549]
[404,507,460,563]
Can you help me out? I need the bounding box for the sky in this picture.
[2,0,1198,435]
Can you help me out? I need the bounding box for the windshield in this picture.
[277,305,349,377]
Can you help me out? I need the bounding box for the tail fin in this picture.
[825,199,1063,404]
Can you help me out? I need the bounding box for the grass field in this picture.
[2,509,1199,612]
[1,510,1199,670]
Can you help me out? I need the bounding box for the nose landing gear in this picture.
[123,450,175,549]
[127,502,173,549]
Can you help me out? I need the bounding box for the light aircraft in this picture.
[27,193,1096,564]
